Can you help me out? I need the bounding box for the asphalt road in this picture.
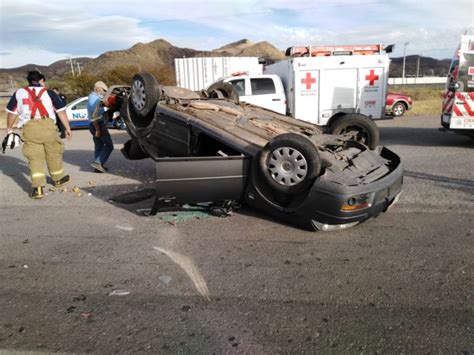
[0,116,473,354]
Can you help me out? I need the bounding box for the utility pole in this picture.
[415,55,421,83]
[402,42,409,85]
[68,56,75,77]
[76,62,82,76]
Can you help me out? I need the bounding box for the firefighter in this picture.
[5,70,72,199]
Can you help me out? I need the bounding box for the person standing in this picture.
[52,87,67,104]
[5,70,72,199]
[52,87,67,138]
[87,81,113,173]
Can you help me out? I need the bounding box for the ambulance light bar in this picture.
[285,44,394,57]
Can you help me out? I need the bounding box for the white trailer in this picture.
[175,57,263,91]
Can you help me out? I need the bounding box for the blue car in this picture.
[65,96,125,129]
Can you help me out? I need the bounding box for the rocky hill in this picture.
[0,39,450,90]
[0,58,93,91]
[389,55,451,77]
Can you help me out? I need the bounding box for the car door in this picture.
[227,77,285,114]
[143,105,191,158]
[67,97,89,128]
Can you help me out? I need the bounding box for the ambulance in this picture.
[214,44,394,148]
[441,35,474,137]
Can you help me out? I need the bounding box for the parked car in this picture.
[118,73,403,231]
[65,97,89,128]
[386,92,413,117]
[65,95,126,129]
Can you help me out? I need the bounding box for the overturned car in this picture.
[118,73,403,231]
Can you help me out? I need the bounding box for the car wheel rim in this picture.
[132,80,146,111]
[268,147,307,186]
[394,105,403,116]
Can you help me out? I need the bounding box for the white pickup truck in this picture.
[209,44,393,149]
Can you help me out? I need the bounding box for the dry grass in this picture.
[389,85,444,117]
[0,98,8,129]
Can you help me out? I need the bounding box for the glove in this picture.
[2,133,22,154]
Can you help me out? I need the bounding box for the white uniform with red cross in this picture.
[6,86,66,128]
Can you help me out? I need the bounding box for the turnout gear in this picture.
[31,186,44,199]
[21,119,66,188]
[2,132,22,153]
[54,174,71,188]
[5,71,71,197]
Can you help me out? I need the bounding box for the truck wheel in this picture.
[207,82,240,104]
[259,133,321,194]
[329,114,380,149]
[392,102,406,117]
[131,73,160,118]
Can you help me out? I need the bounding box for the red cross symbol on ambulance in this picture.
[468,67,474,79]
[365,69,379,86]
[301,72,316,90]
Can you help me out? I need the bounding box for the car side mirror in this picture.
[384,44,395,53]
[448,82,460,91]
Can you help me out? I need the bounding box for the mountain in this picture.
[214,39,285,61]
[389,55,451,77]
[0,39,450,91]
[0,58,93,91]
[214,39,255,55]
[85,39,206,74]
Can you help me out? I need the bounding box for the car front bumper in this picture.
[246,147,403,231]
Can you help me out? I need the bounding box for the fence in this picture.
[388,77,446,85]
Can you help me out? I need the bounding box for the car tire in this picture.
[329,114,380,149]
[130,73,160,118]
[207,82,240,104]
[392,102,406,117]
[259,133,321,194]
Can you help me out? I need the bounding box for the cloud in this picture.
[0,47,72,68]
[1,0,473,68]
[1,0,155,67]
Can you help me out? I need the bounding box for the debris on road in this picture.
[72,295,87,302]
[66,305,77,313]
[115,225,134,231]
[159,275,173,286]
[108,290,130,296]
[81,312,94,319]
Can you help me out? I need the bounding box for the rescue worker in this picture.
[5,70,72,199]
[87,81,113,173]
[52,87,67,138]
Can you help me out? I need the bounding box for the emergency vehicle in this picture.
[441,35,474,137]
[213,44,394,148]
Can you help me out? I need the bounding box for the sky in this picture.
[0,0,473,69]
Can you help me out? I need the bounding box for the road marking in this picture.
[115,225,134,231]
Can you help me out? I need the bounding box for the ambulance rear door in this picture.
[318,57,359,125]
[291,58,320,124]
[357,55,388,119]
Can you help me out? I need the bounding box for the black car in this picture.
[117,73,403,231]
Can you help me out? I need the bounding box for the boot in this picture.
[54,175,71,187]
[31,186,44,199]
